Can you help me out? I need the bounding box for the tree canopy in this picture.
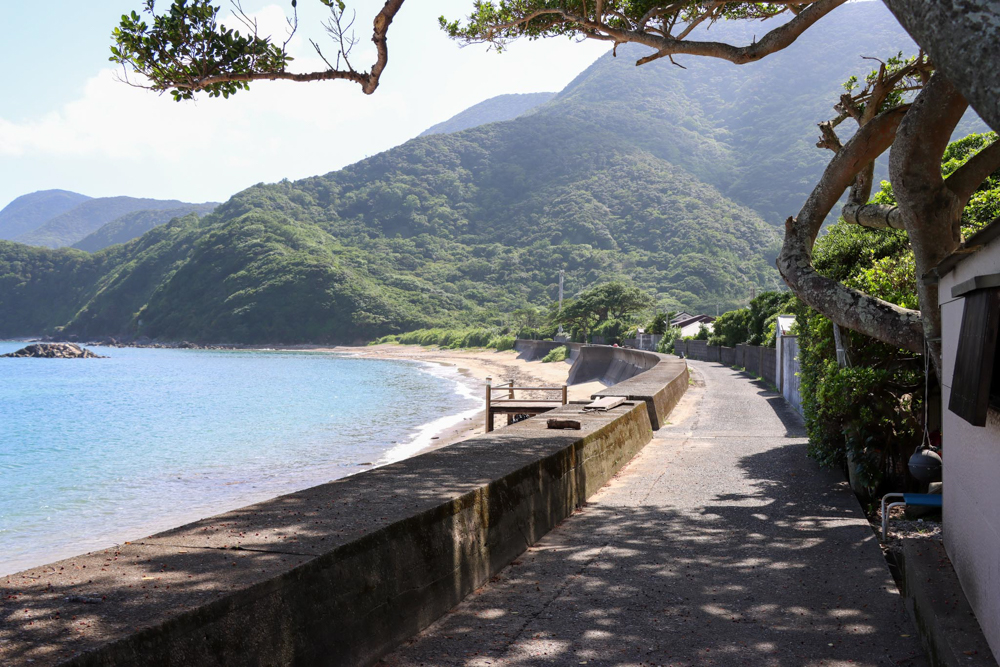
[106,1,1000,373]
[111,0,404,99]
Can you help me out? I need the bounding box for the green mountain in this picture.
[14,196,215,248]
[420,92,556,137]
[0,2,958,344]
[0,190,92,240]
[72,204,219,252]
[537,2,985,224]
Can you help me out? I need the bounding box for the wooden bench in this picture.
[485,378,568,432]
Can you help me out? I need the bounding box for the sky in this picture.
[0,1,610,209]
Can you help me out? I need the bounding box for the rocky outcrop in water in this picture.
[2,343,106,359]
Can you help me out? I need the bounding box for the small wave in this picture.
[378,362,481,464]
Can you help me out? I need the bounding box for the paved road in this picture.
[381,361,926,667]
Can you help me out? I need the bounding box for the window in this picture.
[950,286,1000,426]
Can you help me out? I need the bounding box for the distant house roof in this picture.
[673,314,715,330]
[670,311,694,325]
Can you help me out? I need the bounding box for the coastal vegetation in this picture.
[419,93,555,137]
[72,204,218,252]
[706,131,1000,493]
[9,194,217,248]
[3,3,955,345]
[443,0,1000,380]
[541,346,568,363]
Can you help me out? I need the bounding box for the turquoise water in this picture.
[0,343,479,575]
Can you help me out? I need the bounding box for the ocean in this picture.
[0,343,480,575]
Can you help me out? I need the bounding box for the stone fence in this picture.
[3,346,688,667]
[676,336,801,415]
[621,333,663,351]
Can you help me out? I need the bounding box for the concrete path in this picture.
[380,361,927,667]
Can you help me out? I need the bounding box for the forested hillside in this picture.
[420,92,555,137]
[72,204,218,252]
[14,196,216,248]
[0,190,92,240]
[0,2,960,344]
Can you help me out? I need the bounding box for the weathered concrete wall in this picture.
[513,339,564,361]
[565,345,660,386]
[2,347,688,667]
[686,340,708,361]
[513,340,582,362]
[781,336,802,416]
[761,348,777,385]
[939,241,1000,663]
[622,334,662,351]
[1,403,659,667]
[899,539,996,667]
[592,356,688,431]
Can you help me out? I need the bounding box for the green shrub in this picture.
[488,334,516,351]
[795,217,923,495]
[648,312,668,335]
[656,326,682,354]
[591,318,629,345]
[541,345,568,363]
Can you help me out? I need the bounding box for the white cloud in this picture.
[0,3,609,206]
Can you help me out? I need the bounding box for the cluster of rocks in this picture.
[33,335,216,350]
[2,343,107,359]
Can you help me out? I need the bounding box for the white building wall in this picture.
[939,239,1000,661]
[679,321,713,338]
[780,336,802,416]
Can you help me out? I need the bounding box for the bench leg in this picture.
[881,493,906,540]
[486,410,494,433]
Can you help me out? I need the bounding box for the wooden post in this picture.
[485,377,492,433]
[506,380,514,425]
[561,385,568,405]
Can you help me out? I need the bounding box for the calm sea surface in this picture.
[0,343,479,575]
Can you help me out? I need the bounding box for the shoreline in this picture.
[324,344,607,456]
[0,342,603,576]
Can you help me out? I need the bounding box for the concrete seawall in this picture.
[512,339,582,362]
[1,347,688,666]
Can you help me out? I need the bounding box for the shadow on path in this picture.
[382,362,923,667]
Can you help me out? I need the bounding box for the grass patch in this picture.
[541,345,568,363]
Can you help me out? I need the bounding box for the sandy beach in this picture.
[322,344,607,455]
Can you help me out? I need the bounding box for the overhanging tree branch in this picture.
[441,0,848,68]
[946,139,1000,205]
[111,0,405,100]
[841,203,904,229]
[884,0,1000,132]
[889,72,969,374]
[777,105,925,353]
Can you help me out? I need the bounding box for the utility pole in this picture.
[750,285,756,302]
[557,270,565,335]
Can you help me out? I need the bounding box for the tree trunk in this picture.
[889,74,969,377]
[883,0,1000,133]
[777,106,926,354]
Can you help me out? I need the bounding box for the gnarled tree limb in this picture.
[113,0,405,99]
[884,0,1000,132]
[445,0,848,68]
[777,105,925,353]
[889,73,969,375]
[946,139,1000,204]
[842,203,904,229]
